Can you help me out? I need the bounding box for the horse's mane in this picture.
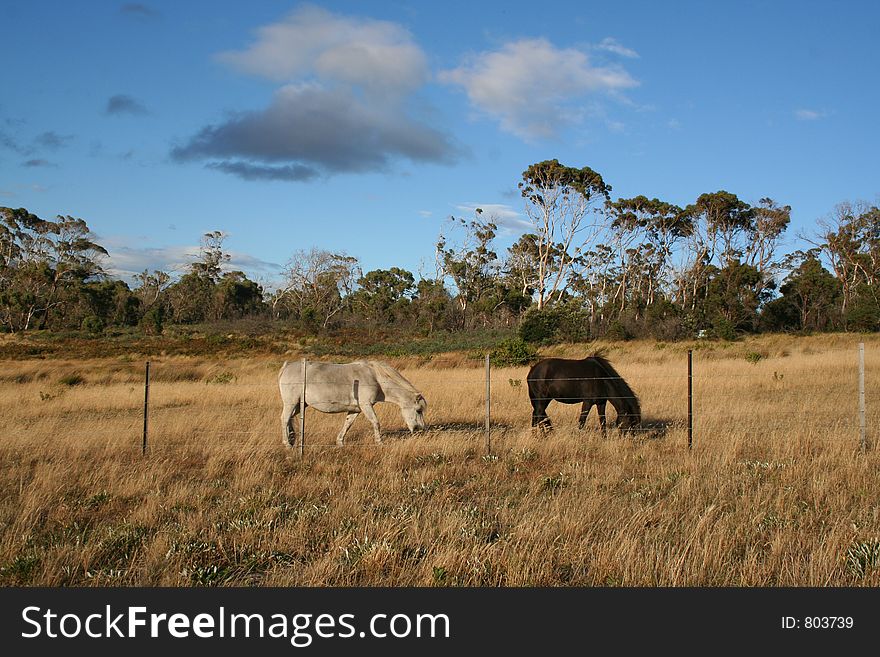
[365,360,425,405]
[589,353,641,423]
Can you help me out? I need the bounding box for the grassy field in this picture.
[1,333,879,586]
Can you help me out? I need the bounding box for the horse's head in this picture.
[401,393,428,433]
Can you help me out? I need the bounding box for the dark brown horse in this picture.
[526,354,641,433]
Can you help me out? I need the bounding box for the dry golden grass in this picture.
[2,334,880,586]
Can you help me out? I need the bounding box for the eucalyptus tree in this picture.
[274,248,361,328]
[678,191,753,312]
[605,196,688,316]
[166,231,233,323]
[351,267,416,323]
[0,207,108,332]
[807,200,880,320]
[435,208,500,326]
[518,160,612,309]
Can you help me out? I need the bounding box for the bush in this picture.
[518,305,591,344]
[81,315,105,335]
[644,301,687,341]
[846,296,880,332]
[554,306,592,342]
[490,338,539,367]
[140,307,164,335]
[711,317,738,341]
[604,320,632,342]
[518,308,560,343]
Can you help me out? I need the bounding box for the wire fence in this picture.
[142,344,875,456]
[1,344,872,457]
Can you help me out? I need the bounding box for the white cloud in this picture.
[177,6,459,181]
[103,239,281,283]
[439,38,638,140]
[594,37,639,59]
[216,4,428,98]
[795,108,827,121]
[454,203,531,232]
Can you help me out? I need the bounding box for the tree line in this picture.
[2,159,878,342]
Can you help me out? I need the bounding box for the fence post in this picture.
[859,342,866,454]
[485,354,491,455]
[687,350,693,451]
[300,358,307,458]
[142,361,150,456]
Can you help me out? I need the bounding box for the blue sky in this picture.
[2,0,878,289]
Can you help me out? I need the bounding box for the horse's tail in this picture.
[591,355,641,428]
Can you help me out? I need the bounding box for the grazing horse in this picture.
[526,354,641,433]
[278,360,427,447]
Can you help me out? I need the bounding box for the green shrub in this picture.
[645,300,687,341]
[81,315,105,335]
[140,306,164,335]
[518,308,560,343]
[518,305,591,344]
[490,338,538,367]
[846,296,880,332]
[711,317,737,341]
[605,320,632,341]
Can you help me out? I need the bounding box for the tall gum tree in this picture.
[518,160,611,309]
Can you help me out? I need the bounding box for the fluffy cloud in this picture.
[175,6,458,181]
[103,240,281,282]
[440,38,638,140]
[216,5,428,97]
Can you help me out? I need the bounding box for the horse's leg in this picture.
[578,400,594,430]
[531,398,552,431]
[280,402,297,448]
[596,400,608,436]
[359,401,383,443]
[336,412,360,447]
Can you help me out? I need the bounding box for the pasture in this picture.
[1,334,880,586]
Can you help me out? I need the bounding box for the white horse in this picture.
[278,360,427,447]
